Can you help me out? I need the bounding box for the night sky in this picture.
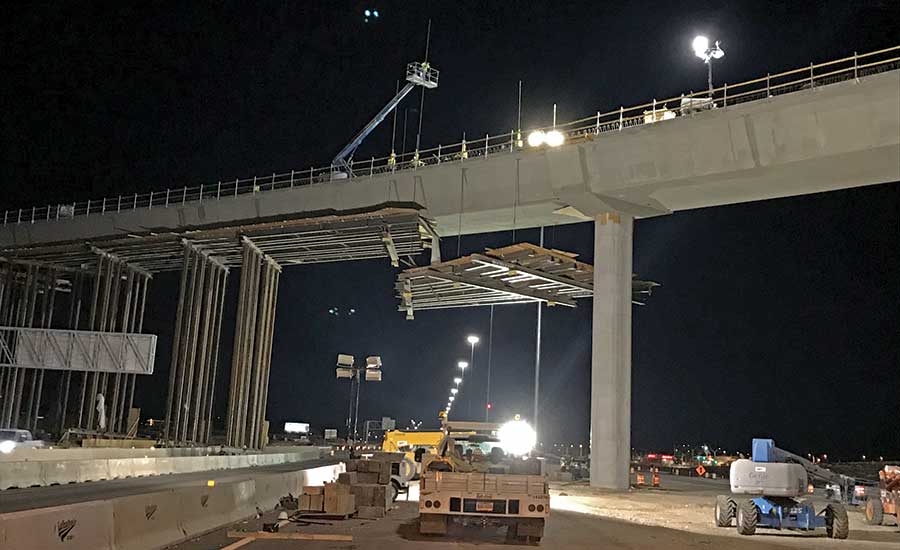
[2,2,898,458]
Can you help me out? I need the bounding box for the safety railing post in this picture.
[199,184,203,204]
[102,198,107,214]
[17,208,22,223]
[437,144,442,164]
[595,111,600,134]
[290,171,294,188]
[56,205,60,220]
[724,83,728,107]
[166,189,170,207]
[652,99,657,121]
[182,186,187,204]
[252,176,257,192]
[810,62,815,88]
[217,181,221,199]
[853,51,858,81]
[767,73,771,97]
[234,179,239,197]
[46,206,50,221]
[31,206,35,223]
[370,157,374,177]
[619,107,623,131]
[271,172,276,190]
[309,166,314,184]
[133,193,137,209]
[149,191,153,209]
[485,133,489,157]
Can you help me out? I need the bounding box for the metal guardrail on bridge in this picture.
[3,46,898,227]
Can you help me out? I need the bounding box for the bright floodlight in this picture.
[0,440,14,454]
[448,396,455,402]
[711,45,725,59]
[451,388,458,395]
[527,130,545,147]
[454,377,462,385]
[692,35,710,58]
[467,335,480,345]
[458,361,468,370]
[498,419,537,456]
[545,130,565,147]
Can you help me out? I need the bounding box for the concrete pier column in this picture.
[590,212,633,489]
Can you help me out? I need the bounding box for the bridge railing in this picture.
[4,46,898,227]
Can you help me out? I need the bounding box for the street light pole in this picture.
[466,335,479,418]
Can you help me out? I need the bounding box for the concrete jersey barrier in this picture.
[0,447,324,490]
[0,460,342,550]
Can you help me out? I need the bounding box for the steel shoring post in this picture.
[196,265,223,442]
[30,269,57,432]
[111,269,135,433]
[253,261,278,448]
[256,267,280,449]
[236,248,262,447]
[164,245,192,444]
[246,261,271,447]
[173,248,202,444]
[88,256,116,430]
[59,271,84,433]
[0,266,16,426]
[80,256,104,428]
[97,259,122,432]
[179,253,208,442]
[204,268,228,443]
[187,258,215,443]
[13,265,40,427]
[125,273,150,433]
[226,244,252,447]
[114,272,137,433]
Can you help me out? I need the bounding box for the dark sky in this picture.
[2,2,898,458]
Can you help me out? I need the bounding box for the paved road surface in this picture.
[0,458,336,513]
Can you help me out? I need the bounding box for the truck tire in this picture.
[390,479,400,502]
[736,500,757,536]
[715,495,735,527]
[865,497,884,526]
[826,503,849,539]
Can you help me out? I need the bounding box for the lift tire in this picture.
[826,503,850,539]
[390,479,401,502]
[715,495,735,527]
[865,497,884,526]
[736,500,758,536]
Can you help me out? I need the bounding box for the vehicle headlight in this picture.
[0,440,15,454]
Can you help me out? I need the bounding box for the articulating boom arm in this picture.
[332,81,416,171]
[332,61,439,172]
[753,438,858,489]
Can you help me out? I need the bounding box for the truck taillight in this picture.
[854,485,866,496]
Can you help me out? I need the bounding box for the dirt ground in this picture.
[550,473,899,549]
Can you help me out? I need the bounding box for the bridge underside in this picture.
[2,206,434,272]
[0,206,433,446]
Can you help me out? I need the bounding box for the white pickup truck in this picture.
[0,429,45,453]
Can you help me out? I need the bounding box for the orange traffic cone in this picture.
[652,470,660,487]
[636,473,646,486]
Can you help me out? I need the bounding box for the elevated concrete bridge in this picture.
[1,47,897,489]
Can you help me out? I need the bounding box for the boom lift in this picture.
[715,438,851,539]
[332,62,438,174]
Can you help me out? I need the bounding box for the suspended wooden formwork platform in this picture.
[397,243,658,319]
